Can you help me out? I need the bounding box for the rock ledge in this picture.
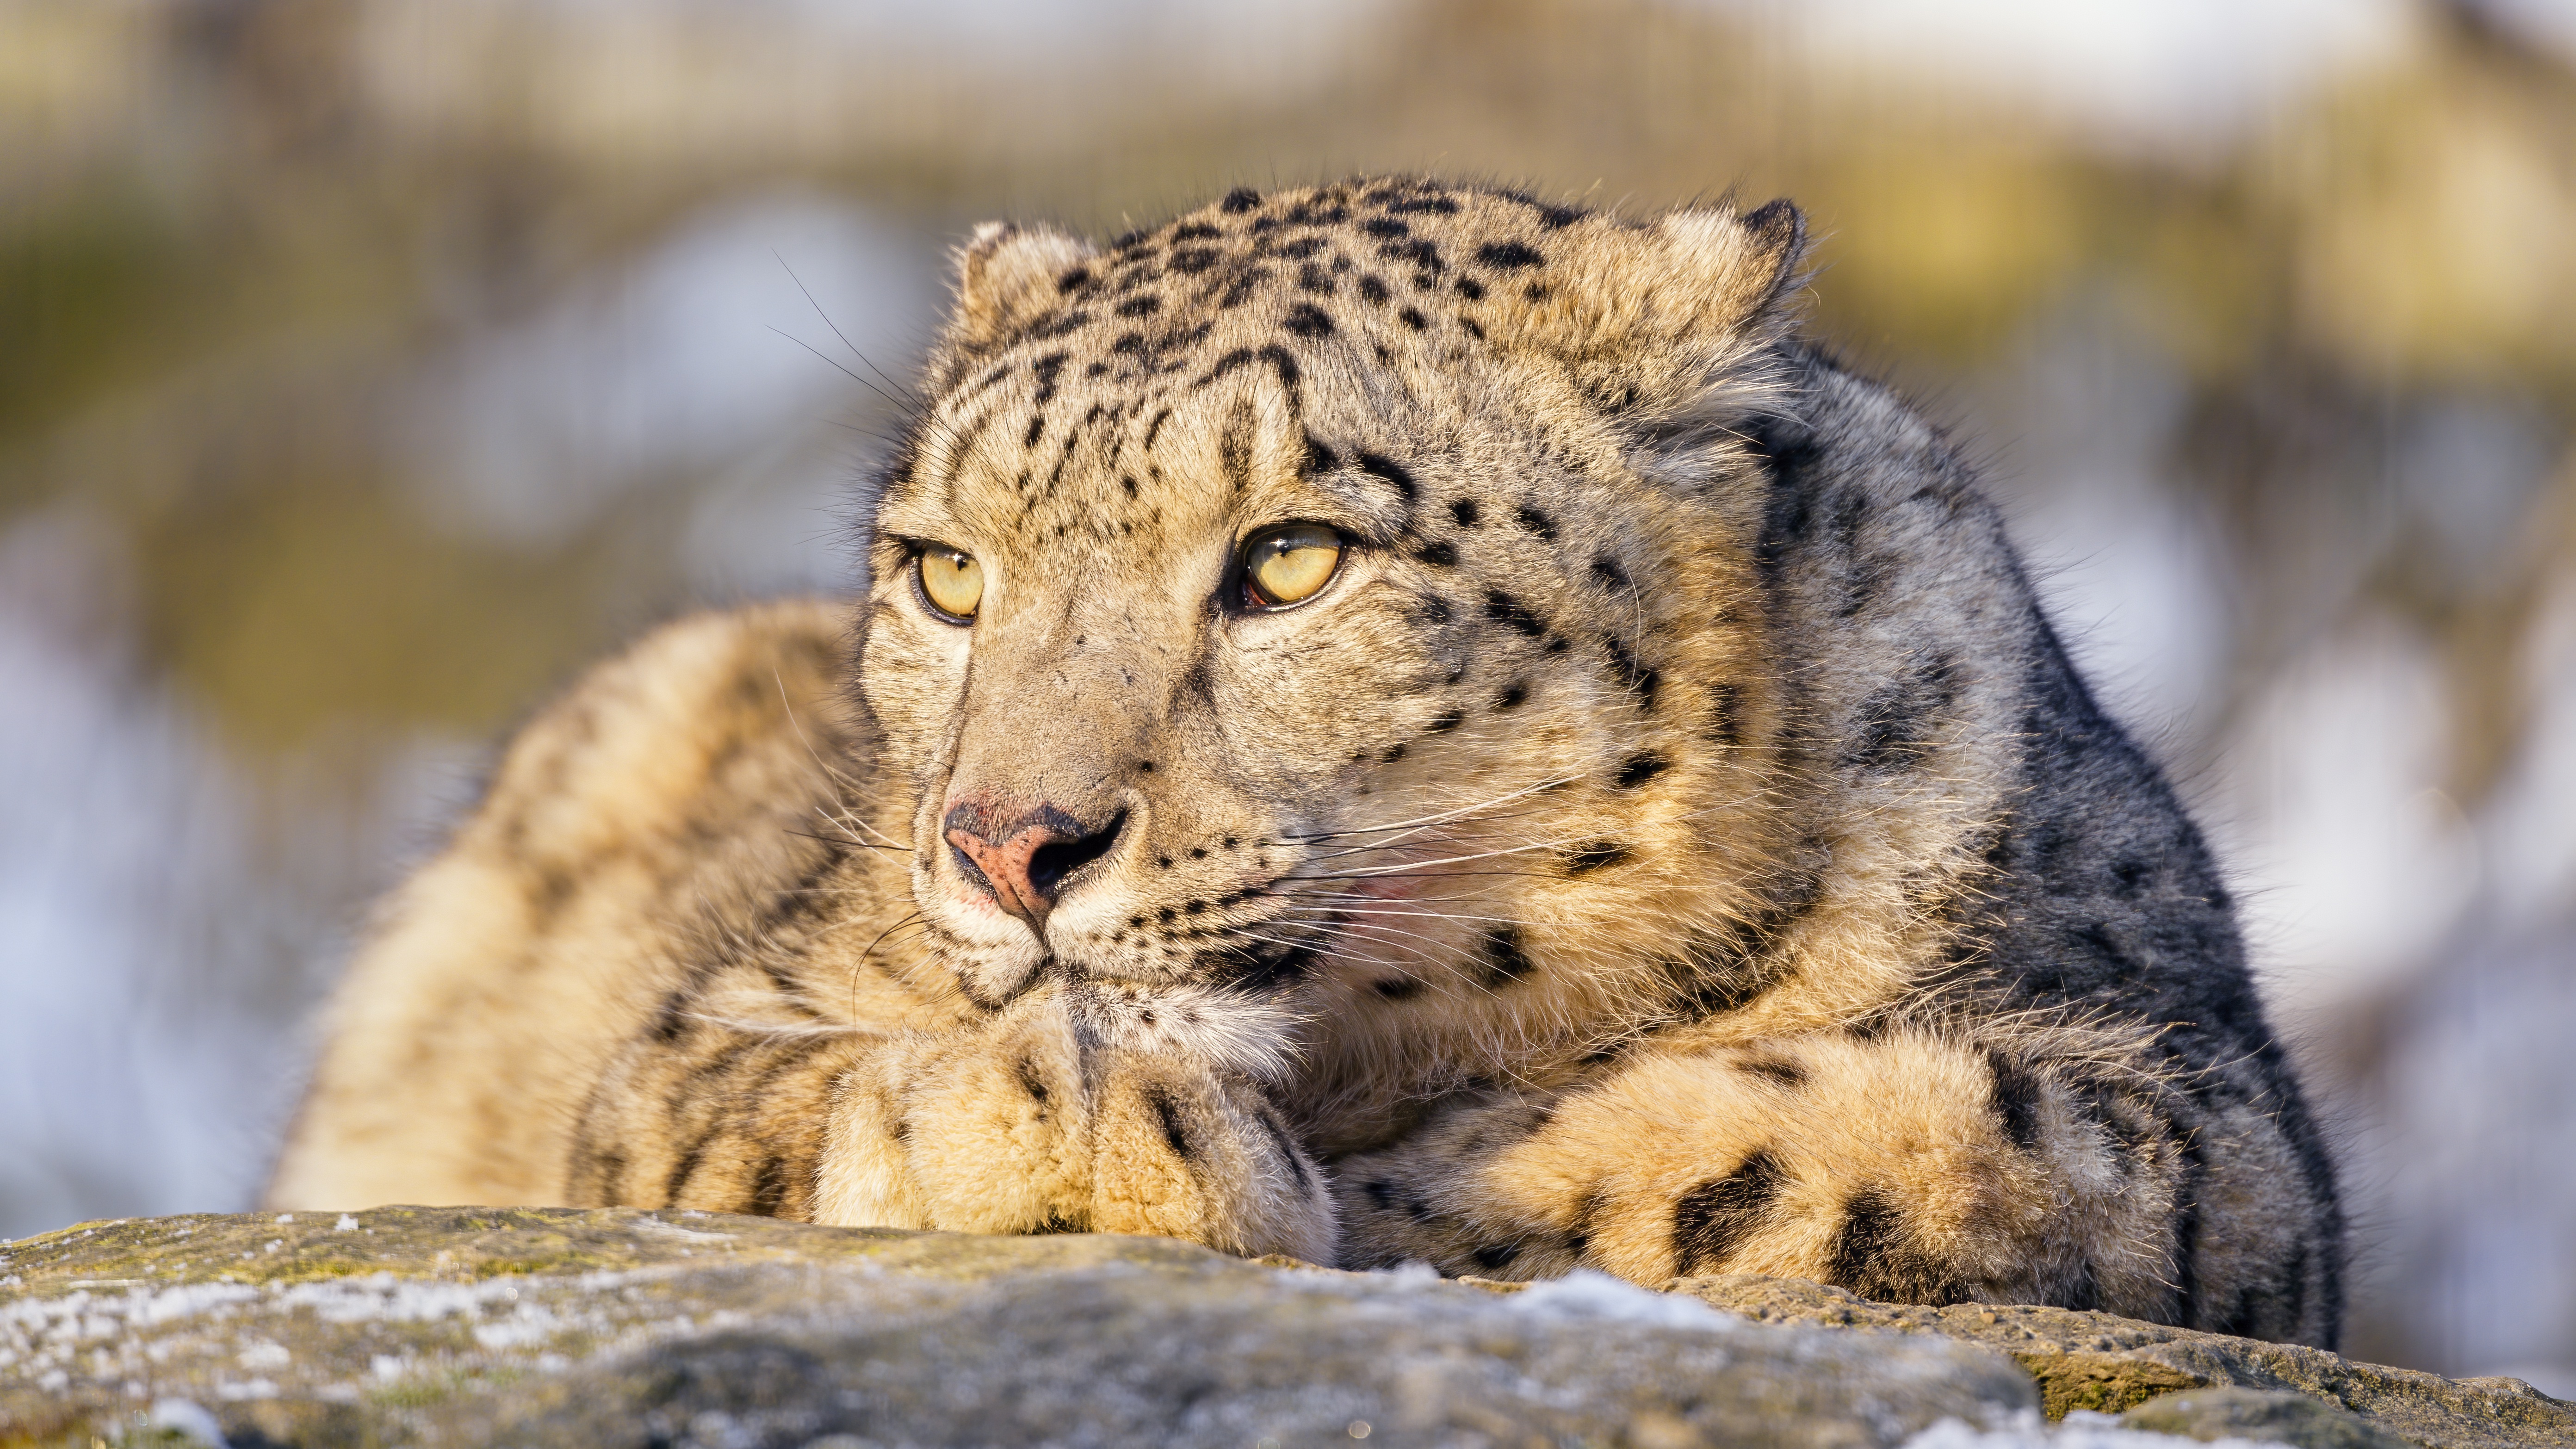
[0,1209,2564,1449]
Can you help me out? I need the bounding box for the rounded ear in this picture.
[1490,197,1810,425]
[948,221,1099,353]
[1653,197,1809,343]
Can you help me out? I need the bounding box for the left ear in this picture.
[1489,197,1810,421]
[1650,197,1809,347]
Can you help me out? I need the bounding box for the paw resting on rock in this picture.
[812,987,1337,1263]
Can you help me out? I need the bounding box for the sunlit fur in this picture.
[269,179,2342,1346]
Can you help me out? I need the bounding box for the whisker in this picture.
[1269,776,1583,845]
[847,909,929,1020]
[779,254,925,408]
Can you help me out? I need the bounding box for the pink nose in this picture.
[942,802,1126,930]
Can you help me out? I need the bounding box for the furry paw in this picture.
[812,987,1337,1262]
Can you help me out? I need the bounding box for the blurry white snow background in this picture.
[0,0,2570,1399]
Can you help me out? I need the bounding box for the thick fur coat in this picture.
[270,178,2343,1346]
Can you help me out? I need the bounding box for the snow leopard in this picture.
[268,177,2344,1347]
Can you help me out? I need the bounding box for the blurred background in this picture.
[3,0,2572,1392]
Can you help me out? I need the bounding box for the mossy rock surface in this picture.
[0,1209,2561,1449]
[1669,1275,2576,1448]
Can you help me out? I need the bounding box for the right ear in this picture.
[946,222,1099,353]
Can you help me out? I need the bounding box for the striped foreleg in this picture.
[1332,1026,2189,1319]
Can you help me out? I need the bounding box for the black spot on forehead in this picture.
[1275,236,1328,260]
[1353,451,1417,502]
[1115,295,1161,317]
[1477,241,1546,270]
[1614,752,1669,788]
[1221,186,1262,214]
[1455,277,1486,301]
[1031,309,1092,340]
[1283,303,1335,338]
[1363,217,1410,238]
[1378,237,1443,272]
[1283,198,1351,226]
[1172,221,1222,242]
[1056,266,1091,294]
[1357,275,1390,304]
[1563,842,1631,875]
[1024,414,1045,447]
[1398,308,1428,331]
[1201,344,1302,389]
[1031,352,1071,403]
[1483,589,1548,638]
[1450,498,1482,527]
[1171,247,1222,274]
[1490,190,1586,229]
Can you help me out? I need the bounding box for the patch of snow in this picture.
[1506,1270,1737,1332]
[274,1273,525,1325]
[334,1214,359,1232]
[472,1303,569,1350]
[631,1217,736,1246]
[148,1397,229,1448]
[235,1339,290,1370]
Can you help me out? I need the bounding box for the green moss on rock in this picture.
[0,1211,2567,1449]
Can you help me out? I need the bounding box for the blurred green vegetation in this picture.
[4,0,2569,771]
[3,0,2573,1371]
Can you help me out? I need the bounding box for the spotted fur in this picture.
[270,179,2342,1346]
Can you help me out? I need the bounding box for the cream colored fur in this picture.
[272,180,2342,1347]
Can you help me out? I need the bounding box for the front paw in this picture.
[813,993,1337,1262]
[1078,1041,1337,1262]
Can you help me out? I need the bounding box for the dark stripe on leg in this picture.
[1672,1150,1786,1276]
[1148,1086,1194,1163]
[1986,1049,2046,1151]
[1827,1187,1965,1305]
[749,1153,788,1217]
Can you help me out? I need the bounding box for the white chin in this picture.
[954,949,1049,1009]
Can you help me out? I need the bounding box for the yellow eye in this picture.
[1242,524,1344,608]
[916,546,984,621]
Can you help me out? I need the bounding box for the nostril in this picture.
[1025,810,1127,900]
[950,841,992,891]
